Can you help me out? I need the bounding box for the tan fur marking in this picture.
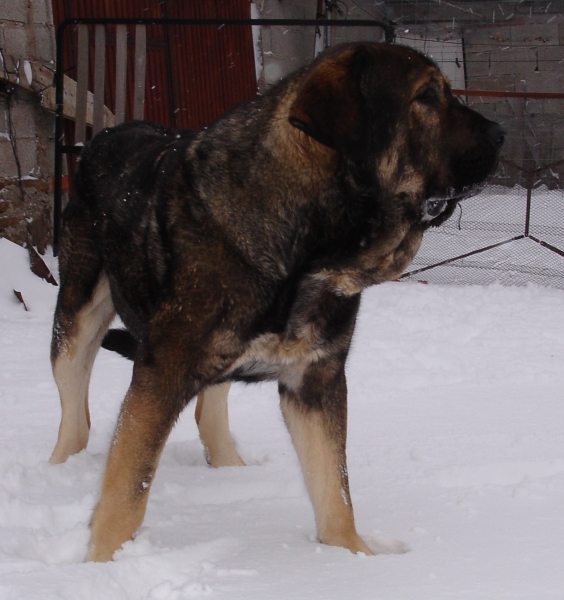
[377,140,428,199]
[278,362,307,393]
[376,139,404,189]
[313,271,363,297]
[267,83,338,189]
[50,274,115,464]
[88,387,170,561]
[314,220,424,296]
[229,327,327,376]
[394,171,427,198]
[195,383,244,467]
[280,400,373,555]
[409,69,441,99]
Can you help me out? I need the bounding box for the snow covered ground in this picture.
[408,185,564,289]
[1,237,564,599]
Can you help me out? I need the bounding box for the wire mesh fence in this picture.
[403,181,564,288]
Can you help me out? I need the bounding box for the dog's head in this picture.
[289,43,505,228]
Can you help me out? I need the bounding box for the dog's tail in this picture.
[101,329,137,361]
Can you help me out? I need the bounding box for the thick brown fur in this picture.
[50,43,504,562]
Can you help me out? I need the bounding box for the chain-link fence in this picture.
[403,178,564,288]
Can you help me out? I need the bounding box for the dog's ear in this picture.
[289,46,371,160]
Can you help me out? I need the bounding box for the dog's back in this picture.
[72,122,199,339]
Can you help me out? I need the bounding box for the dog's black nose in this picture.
[487,122,506,151]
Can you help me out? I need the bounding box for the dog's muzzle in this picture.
[421,197,449,223]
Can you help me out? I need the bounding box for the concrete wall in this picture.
[252,0,387,90]
[0,0,55,252]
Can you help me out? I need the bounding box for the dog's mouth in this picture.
[421,197,450,222]
[421,182,486,226]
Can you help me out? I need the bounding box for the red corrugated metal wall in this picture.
[52,0,257,131]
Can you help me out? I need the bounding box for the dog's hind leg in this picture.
[280,361,374,556]
[50,273,115,464]
[50,201,115,464]
[195,382,245,467]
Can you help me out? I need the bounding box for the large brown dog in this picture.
[50,42,504,562]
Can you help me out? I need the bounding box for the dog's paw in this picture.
[363,534,410,555]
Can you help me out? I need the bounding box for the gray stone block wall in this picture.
[0,0,27,23]
[0,0,55,252]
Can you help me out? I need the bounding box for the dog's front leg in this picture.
[279,360,373,556]
[87,363,188,562]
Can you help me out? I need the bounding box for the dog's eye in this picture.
[415,87,439,107]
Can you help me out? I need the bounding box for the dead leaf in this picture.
[13,290,29,311]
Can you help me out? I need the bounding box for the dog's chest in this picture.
[228,324,327,378]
